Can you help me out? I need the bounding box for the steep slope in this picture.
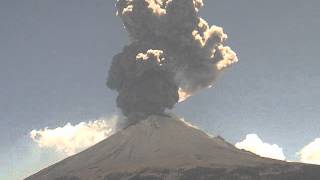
[26,116,320,180]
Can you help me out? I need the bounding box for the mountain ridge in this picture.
[25,115,320,180]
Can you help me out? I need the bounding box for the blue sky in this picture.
[1,0,320,179]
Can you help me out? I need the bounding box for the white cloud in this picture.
[30,116,118,156]
[235,134,286,160]
[298,138,320,165]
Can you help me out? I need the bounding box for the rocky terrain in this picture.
[26,116,320,180]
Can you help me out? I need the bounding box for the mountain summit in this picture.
[26,116,320,180]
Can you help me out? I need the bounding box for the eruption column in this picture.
[107,0,238,121]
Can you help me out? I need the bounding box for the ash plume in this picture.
[107,0,238,120]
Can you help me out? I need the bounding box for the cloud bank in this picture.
[30,116,118,155]
[298,138,320,165]
[235,134,286,161]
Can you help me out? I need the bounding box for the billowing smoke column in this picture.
[107,0,238,120]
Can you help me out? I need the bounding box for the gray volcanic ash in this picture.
[107,0,238,120]
[25,1,320,180]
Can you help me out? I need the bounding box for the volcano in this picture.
[26,116,320,180]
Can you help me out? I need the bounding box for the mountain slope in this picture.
[25,116,320,180]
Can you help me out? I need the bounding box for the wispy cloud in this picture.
[235,134,286,160]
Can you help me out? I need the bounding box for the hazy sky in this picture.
[1,0,320,179]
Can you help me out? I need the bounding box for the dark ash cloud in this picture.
[107,0,238,121]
